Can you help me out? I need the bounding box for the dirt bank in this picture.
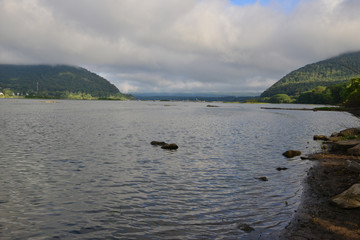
[275,153,360,240]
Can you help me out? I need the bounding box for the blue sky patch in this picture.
[230,0,270,6]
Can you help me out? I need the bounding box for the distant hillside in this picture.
[261,51,360,97]
[0,64,133,99]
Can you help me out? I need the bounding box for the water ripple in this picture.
[1,99,359,239]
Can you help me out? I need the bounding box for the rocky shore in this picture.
[276,128,360,239]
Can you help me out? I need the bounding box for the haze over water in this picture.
[1,99,359,239]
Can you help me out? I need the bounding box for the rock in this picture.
[328,136,342,142]
[313,135,330,141]
[282,150,301,158]
[151,141,179,150]
[276,167,288,171]
[331,132,339,137]
[339,128,360,137]
[331,183,360,209]
[347,144,360,156]
[161,143,179,150]
[347,160,360,172]
[256,177,268,181]
[301,156,310,160]
[331,139,360,152]
[237,223,255,233]
[206,105,219,107]
[151,141,167,146]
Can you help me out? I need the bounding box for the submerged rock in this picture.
[237,223,255,233]
[276,167,288,171]
[331,183,360,209]
[151,141,167,146]
[161,143,179,150]
[206,105,219,107]
[282,150,301,158]
[256,176,268,181]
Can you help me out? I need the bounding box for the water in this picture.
[0,99,359,239]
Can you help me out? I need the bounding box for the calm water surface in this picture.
[1,99,359,239]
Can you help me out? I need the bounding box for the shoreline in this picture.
[261,107,360,117]
[274,129,360,239]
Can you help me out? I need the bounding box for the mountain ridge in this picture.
[0,64,133,99]
[261,51,360,97]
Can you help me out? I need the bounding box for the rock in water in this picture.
[161,143,179,150]
[282,150,301,158]
[313,135,330,141]
[256,177,268,181]
[331,183,360,209]
[151,141,167,146]
[237,223,255,233]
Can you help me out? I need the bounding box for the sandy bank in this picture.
[274,152,360,239]
[278,125,360,240]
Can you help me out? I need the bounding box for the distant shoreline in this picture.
[261,106,360,117]
[0,96,130,101]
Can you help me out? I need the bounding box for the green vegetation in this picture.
[295,77,360,107]
[257,51,360,108]
[268,94,294,103]
[0,64,134,100]
[261,51,360,98]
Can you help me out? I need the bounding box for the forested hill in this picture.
[261,51,360,97]
[0,64,133,99]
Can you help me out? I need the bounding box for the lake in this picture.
[1,99,359,239]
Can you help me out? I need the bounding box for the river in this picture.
[1,99,359,239]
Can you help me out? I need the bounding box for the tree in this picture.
[269,94,292,103]
[343,78,360,107]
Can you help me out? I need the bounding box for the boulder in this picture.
[161,143,179,150]
[331,183,360,209]
[331,139,360,152]
[347,160,360,172]
[331,132,339,137]
[313,135,330,141]
[339,128,360,137]
[347,144,360,156]
[282,150,301,158]
[328,136,342,142]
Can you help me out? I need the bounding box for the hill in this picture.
[261,51,360,97]
[0,64,133,100]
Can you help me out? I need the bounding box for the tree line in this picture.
[250,77,360,107]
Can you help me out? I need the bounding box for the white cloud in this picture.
[1,0,360,94]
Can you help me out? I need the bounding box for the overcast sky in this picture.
[1,0,360,95]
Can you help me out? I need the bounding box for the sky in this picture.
[1,0,360,95]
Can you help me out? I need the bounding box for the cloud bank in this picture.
[1,0,360,94]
